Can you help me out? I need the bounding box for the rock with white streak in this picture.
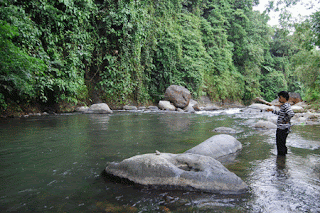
[105,153,248,194]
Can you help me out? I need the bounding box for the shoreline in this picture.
[1,101,320,126]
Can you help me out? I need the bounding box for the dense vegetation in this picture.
[0,0,319,115]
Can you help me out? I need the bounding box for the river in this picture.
[1,109,320,212]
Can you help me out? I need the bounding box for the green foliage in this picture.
[1,0,319,114]
[311,11,320,48]
[0,20,46,108]
[260,69,288,101]
[199,0,243,101]
[293,49,320,101]
[0,0,96,109]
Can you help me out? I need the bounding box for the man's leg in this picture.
[276,128,289,155]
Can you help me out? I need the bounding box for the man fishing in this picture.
[267,91,295,156]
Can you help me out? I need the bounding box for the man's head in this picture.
[278,91,289,102]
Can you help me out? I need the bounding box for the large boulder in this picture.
[83,103,113,114]
[105,153,248,194]
[184,134,242,159]
[270,92,302,106]
[164,85,191,108]
[289,92,303,105]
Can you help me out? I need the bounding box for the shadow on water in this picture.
[0,111,320,212]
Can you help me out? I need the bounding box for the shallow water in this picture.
[0,110,319,212]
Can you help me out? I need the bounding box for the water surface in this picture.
[1,110,319,212]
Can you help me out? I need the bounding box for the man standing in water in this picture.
[267,91,295,156]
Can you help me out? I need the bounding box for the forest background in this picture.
[1,0,320,116]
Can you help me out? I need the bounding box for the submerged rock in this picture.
[184,134,242,159]
[254,120,277,129]
[105,153,248,194]
[212,127,238,134]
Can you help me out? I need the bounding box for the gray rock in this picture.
[158,100,176,111]
[248,103,273,111]
[183,104,195,113]
[83,103,113,114]
[184,134,242,159]
[123,105,138,110]
[291,105,304,113]
[147,106,159,111]
[213,127,238,134]
[188,99,200,111]
[138,106,146,110]
[254,120,277,129]
[76,106,89,112]
[164,85,191,108]
[294,101,308,108]
[105,153,248,194]
[292,112,320,125]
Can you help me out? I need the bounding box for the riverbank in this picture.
[1,96,319,124]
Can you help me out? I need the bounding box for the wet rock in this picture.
[184,134,242,159]
[294,101,308,108]
[248,103,273,111]
[76,106,89,112]
[196,96,222,111]
[138,106,146,110]
[187,99,200,111]
[158,100,176,111]
[147,106,160,111]
[105,153,248,194]
[254,120,277,129]
[123,105,138,110]
[291,105,304,113]
[292,112,320,125]
[306,113,320,124]
[212,127,238,134]
[83,103,113,114]
[183,103,195,113]
[164,85,191,108]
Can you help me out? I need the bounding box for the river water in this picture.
[1,109,320,212]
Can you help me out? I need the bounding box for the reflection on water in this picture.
[0,111,319,212]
